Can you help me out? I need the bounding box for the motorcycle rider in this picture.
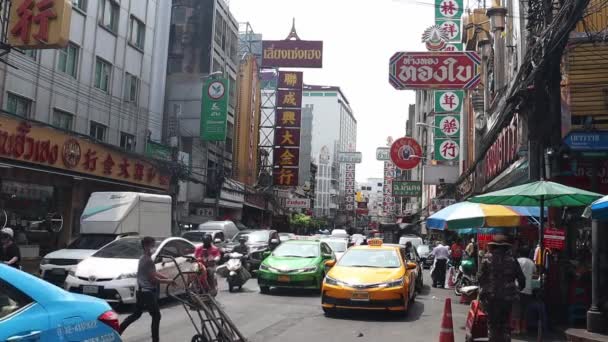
[232,236,250,270]
[194,234,221,296]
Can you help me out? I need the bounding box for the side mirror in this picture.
[214,238,222,244]
[406,261,417,270]
[325,260,336,268]
[270,238,279,244]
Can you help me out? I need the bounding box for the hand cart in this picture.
[161,255,247,342]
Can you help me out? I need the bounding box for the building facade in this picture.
[0,0,172,253]
[165,0,243,224]
[303,85,356,218]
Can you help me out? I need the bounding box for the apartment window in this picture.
[94,58,112,92]
[52,109,74,130]
[120,132,135,151]
[6,93,31,118]
[124,73,139,103]
[72,0,87,11]
[24,49,37,60]
[89,121,107,141]
[57,42,79,78]
[99,0,119,33]
[129,16,145,49]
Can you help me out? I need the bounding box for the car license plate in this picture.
[278,275,290,282]
[351,291,369,301]
[51,268,65,275]
[82,285,99,294]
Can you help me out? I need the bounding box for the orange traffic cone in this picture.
[439,298,455,342]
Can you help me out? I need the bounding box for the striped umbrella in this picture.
[426,202,541,231]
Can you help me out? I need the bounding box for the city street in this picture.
[120,271,468,342]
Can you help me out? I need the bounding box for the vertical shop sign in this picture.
[201,77,229,141]
[435,0,464,19]
[434,91,463,113]
[273,71,303,187]
[345,163,356,211]
[8,0,72,49]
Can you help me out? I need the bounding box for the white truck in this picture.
[40,192,172,285]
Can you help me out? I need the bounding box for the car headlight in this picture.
[324,276,346,286]
[259,264,269,271]
[294,266,317,273]
[40,258,50,265]
[116,272,137,280]
[68,269,76,277]
[377,279,404,288]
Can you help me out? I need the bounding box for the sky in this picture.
[229,0,434,182]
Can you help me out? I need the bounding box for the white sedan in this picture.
[322,237,349,260]
[64,236,195,304]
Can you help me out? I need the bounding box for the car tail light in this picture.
[98,310,120,332]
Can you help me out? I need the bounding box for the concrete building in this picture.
[165,0,243,223]
[357,178,384,216]
[1,0,171,151]
[303,85,357,218]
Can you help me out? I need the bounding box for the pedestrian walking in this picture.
[514,248,535,334]
[120,237,174,342]
[431,241,450,288]
[478,234,525,342]
[450,238,464,266]
[0,228,20,269]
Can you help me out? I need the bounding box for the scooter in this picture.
[216,252,251,292]
[454,258,477,296]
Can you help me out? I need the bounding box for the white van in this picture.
[40,192,172,285]
[399,235,424,249]
[197,221,241,241]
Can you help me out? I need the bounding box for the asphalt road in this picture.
[120,270,477,342]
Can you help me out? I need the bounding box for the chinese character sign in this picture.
[345,164,356,211]
[434,90,463,113]
[278,71,303,89]
[273,70,304,187]
[201,78,229,141]
[434,138,460,161]
[383,161,396,215]
[436,20,461,42]
[436,0,463,19]
[8,0,72,49]
[435,115,461,137]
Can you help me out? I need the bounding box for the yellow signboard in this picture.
[8,0,72,49]
[0,114,170,191]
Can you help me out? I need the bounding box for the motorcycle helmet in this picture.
[238,236,247,243]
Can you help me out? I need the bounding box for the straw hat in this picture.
[488,234,512,246]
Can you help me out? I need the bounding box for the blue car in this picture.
[0,264,121,341]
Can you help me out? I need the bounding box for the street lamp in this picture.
[415,122,441,130]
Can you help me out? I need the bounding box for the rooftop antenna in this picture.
[285,18,301,40]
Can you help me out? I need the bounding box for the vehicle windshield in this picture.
[67,234,117,250]
[325,240,347,253]
[417,245,430,254]
[93,238,161,259]
[338,249,401,268]
[232,230,269,243]
[182,231,214,242]
[273,243,319,258]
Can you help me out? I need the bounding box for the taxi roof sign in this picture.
[293,235,320,242]
[367,238,383,247]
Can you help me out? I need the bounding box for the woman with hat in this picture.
[0,228,20,269]
[478,234,526,342]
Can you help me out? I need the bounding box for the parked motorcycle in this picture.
[453,258,477,296]
[216,252,251,292]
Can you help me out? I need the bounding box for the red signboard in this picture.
[273,147,300,167]
[276,89,303,108]
[483,115,519,184]
[262,40,323,68]
[389,51,481,90]
[390,137,423,170]
[274,128,300,147]
[278,71,304,89]
[275,109,302,128]
[543,228,565,250]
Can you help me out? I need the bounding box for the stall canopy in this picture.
[426,202,542,230]
[586,195,608,221]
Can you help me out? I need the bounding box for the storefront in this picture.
[243,186,270,229]
[0,114,171,256]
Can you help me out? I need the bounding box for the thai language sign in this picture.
[393,181,422,197]
[389,52,481,90]
[0,115,170,190]
[201,78,229,141]
[9,0,72,49]
[286,198,310,209]
[483,114,519,184]
[337,151,362,164]
[376,147,390,161]
[262,40,323,68]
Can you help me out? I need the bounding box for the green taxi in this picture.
[258,238,335,293]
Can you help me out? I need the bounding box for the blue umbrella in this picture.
[587,195,608,220]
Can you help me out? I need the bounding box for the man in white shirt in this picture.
[431,241,450,287]
[515,249,536,333]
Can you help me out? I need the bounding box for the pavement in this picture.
[119,270,568,342]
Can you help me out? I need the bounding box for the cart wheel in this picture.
[191,334,208,342]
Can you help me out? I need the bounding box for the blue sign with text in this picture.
[564,131,608,151]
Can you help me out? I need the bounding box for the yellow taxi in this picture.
[321,239,419,316]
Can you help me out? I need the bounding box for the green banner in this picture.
[441,43,464,52]
[434,90,463,113]
[435,0,464,20]
[434,138,460,161]
[434,114,461,138]
[393,181,422,197]
[145,140,172,161]
[435,19,461,42]
[201,77,229,141]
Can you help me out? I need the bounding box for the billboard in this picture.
[262,40,323,68]
[393,181,422,197]
[389,52,481,90]
[9,0,72,49]
[201,78,229,141]
[286,198,310,209]
[337,151,363,164]
[376,147,390,161]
